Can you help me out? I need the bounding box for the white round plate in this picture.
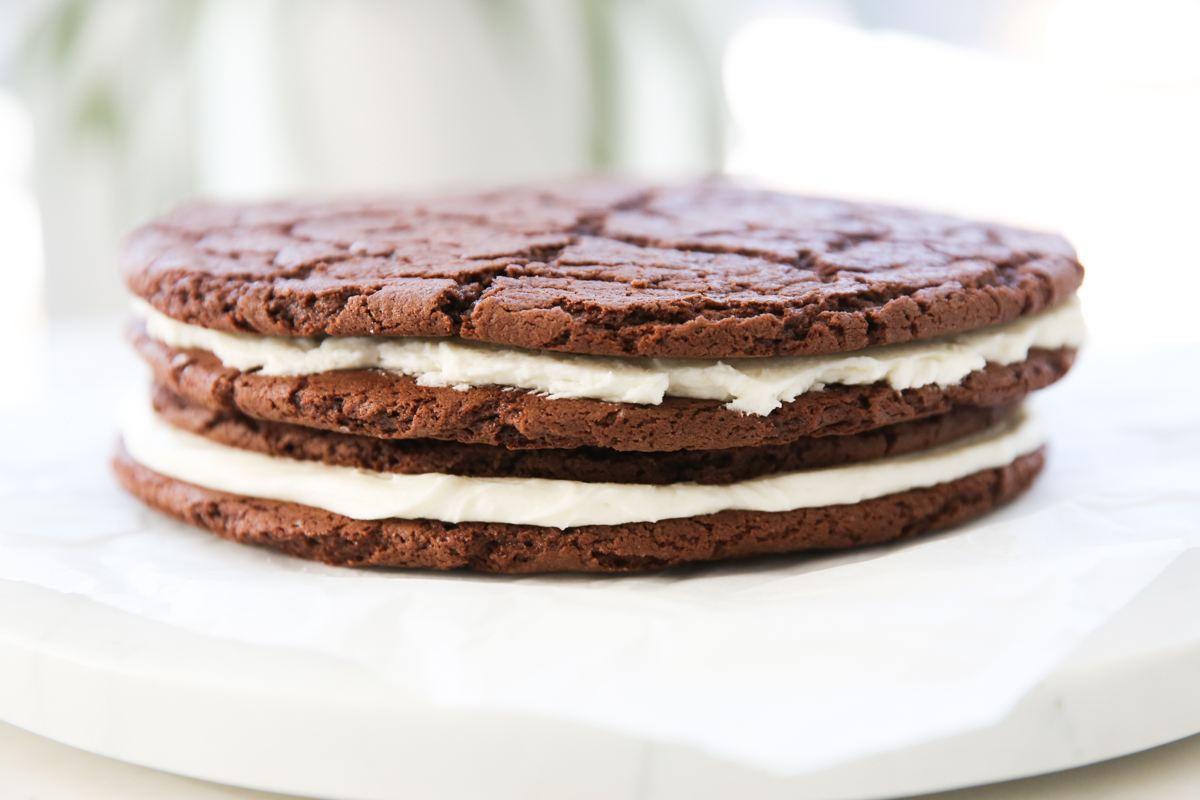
[1,550,1198,800]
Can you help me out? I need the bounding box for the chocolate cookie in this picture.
[152,381,1018,485]
[134,324,1075,451]
[113,445,1044,573]
[117,180,1080,573]
[121,180,1083,359]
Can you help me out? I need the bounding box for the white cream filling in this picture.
[122,403,1046,528]
[135,297,1085,416]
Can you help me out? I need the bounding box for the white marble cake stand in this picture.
[1,547,1198,800]
[3,320,1199,800]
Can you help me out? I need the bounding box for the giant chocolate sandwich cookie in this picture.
[116,180,1084,572]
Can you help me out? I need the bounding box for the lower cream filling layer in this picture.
[122,403,1046,528]
[135,296,1085,416]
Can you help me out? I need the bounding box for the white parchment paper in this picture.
[1,319,1198,776]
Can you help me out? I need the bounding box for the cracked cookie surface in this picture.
[122,180,1084,359]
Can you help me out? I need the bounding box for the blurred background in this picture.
[0,0,1197,349]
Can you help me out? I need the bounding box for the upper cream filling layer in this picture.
[135,297,1084,416]
[122,402,1045,527]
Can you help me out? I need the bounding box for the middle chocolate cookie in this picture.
[152,382,1018,486]
[135,323,1074,452]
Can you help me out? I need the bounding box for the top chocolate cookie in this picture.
[122,180,1083,359]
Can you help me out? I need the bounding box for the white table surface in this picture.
[1,720,1198,800]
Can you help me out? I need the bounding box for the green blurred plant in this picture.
[20,0,724,257]
[24,0,723,169]
[577,0,724,169]
[464,0,725,170]
[23,0,202,148]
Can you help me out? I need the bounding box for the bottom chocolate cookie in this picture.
[113,445,1044,574]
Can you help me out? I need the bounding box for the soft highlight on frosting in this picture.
[135,297,1085,416]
